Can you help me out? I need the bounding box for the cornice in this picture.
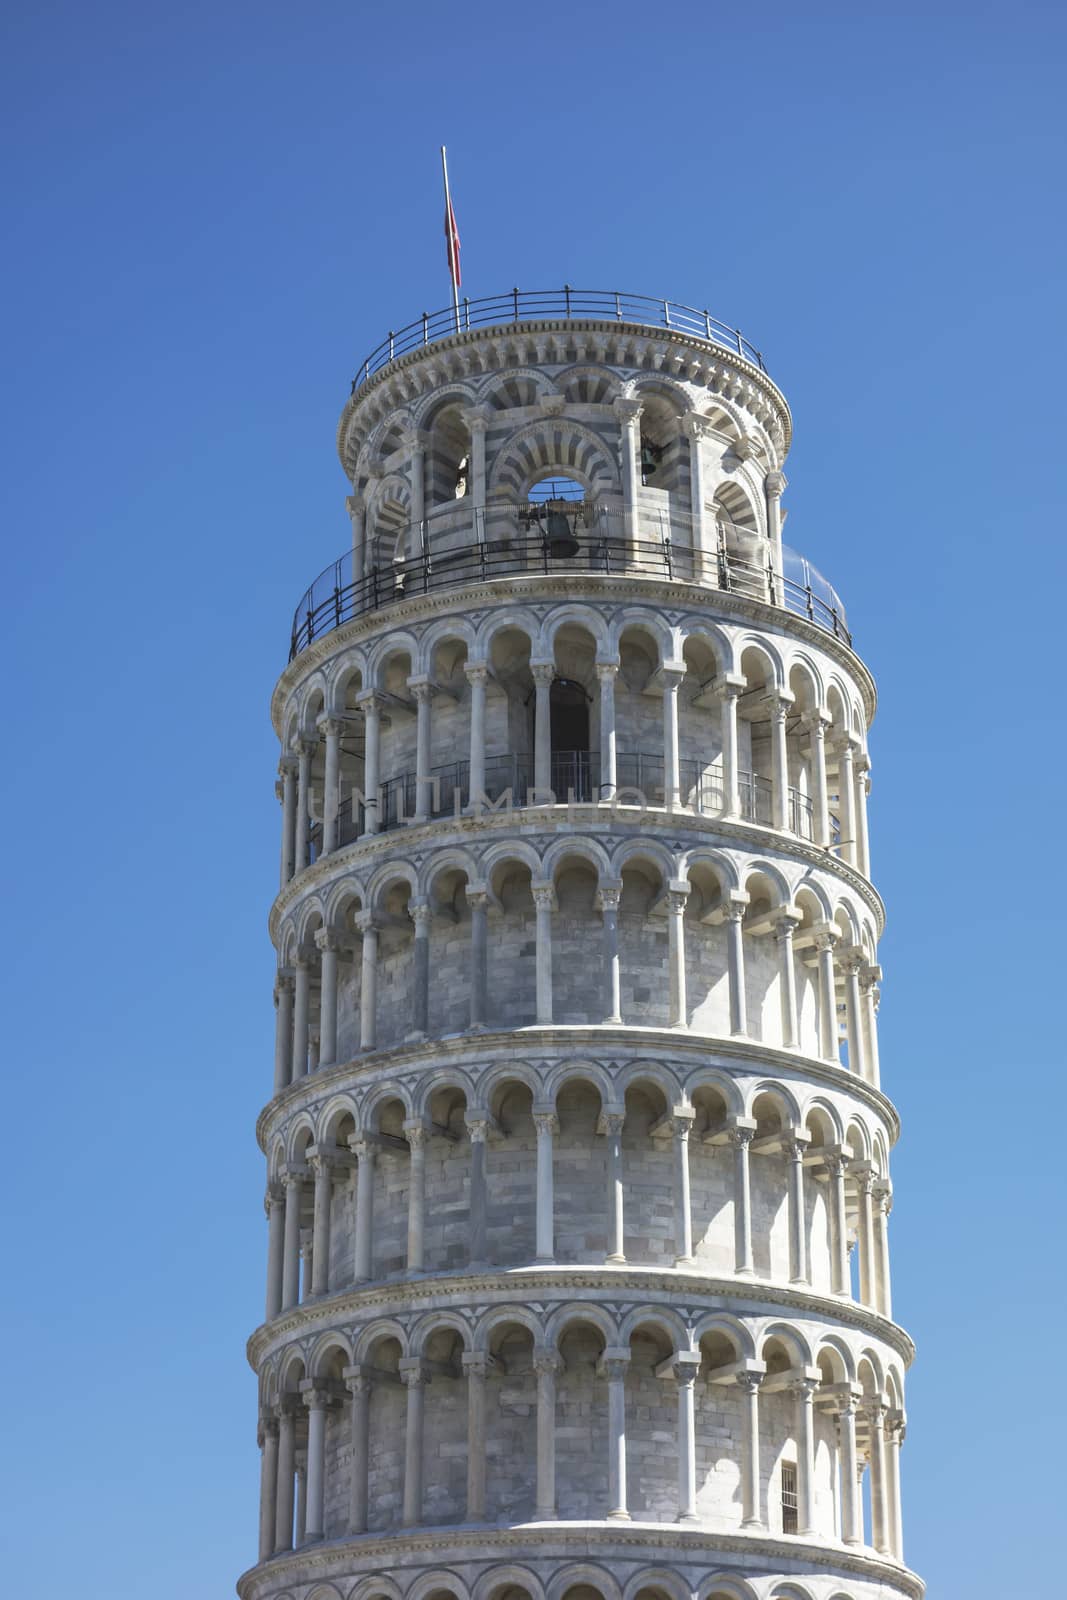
[270,571,876,732]
[268,806,886,941]
[245,1264,916,1374]
[255,1027,901,1154]
[335,317,791,460]
[237,1520,923,1600]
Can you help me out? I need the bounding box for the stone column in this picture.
[465,663,488,808]
[463,405,490,510]
[346,492,366,584]
[793,1375,819,1536]
[405,1122,427,1273]
[841,949,867,1078]
[825,1153,850,1296]
[669,1354,702,1522]
[258,1414,279,1559]
[805,714,832,846]
[854,752,872,877]
[814,928,839,1062]
[596,660,619,798]
[603,1111,626,1263]
[717,681,743,817]
[399,1360,427,1527]
[532,662,554,795]
[533,1110,558,1262]
[467,885,489,1029]
[601,1350,631,1519]
[292,955,311,1078]
[662,667,684,810]
[597,883,622,1024]
[854,1165,876,1308]
[358,692,382,836]
[343,1366,371,1534]
[410,898,431,1038]
[309,1154,332,1297]
[532,883,554,1024]
[300,1232,314,1306]
[874,1182,893,1319]
[767,693,792,830]
[729,1124,756,1275]
[320,717,344,853]
[273,1404,296,1552]
[739,1371,764,1527]
[534,1349,561,1516]
[775,911,800,1047]
[672,1112,695,1265]
[725,897,748,1036]
[613,397,643,551]
[783,1133,810,1284]
[835,736,857,866]
[315,931,341,1068]
[886,1412,906,1560]
[282,1169,303,1310]
[410,679,433,822]
[357,912,378,1051]
[683,413,714,579]
[466,1117,489,1268]
[666,880,689,1028]
[865,1398,891,1553]
[838,1390,862,1545]
[279,757,298,886]
[294,739,313,871]
[860,964,882,1088]
[273,970,294,1095]
[294,1452,307,1547]
[462,1352,492,1521]
[404,428,425,537]
[765,468,787,583]
[352,1138,376,1283]
[301,1385,330,1542]
[266,1186,285,1320]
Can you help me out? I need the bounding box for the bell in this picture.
[641,443,659,478]
[546,508,580,558]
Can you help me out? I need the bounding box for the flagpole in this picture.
[441,145,460,334]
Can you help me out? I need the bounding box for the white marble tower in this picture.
[240,290,919,1600]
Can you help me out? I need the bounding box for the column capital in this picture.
[408,676,433,705]
[861,1394,888,1425]
[345,493,366,517]
[400,426,428,452]
[781,1131,811,1160]
[658,1351,702,1386]
[460,403,491,433]
[765,468,788,497]
[464,661,490,687]
[533,1347,562,1377]
[713,673,747,702]
[465,1115,490,1144]
[596,882,622,913]
[595,657,620,679]
[258,1410,279,1441]
[314,927,344,954]
[465,883,491,912]
[682,410,716,442]
[278,754,300,779]
[342,1363,371,1395]
[774,909,802,937]
[461,1350,498,1378]
[598,1352,632,1382]
[726,1120,757,1151]
[736,1367,766,1397]
[532,1109,560,1137]
[295,735,317,760]
[599,1109,626,1137]
[762,688,795,720]
[788,1371,821,1400]
[531,881,556,912]
[299,1381,334,1412]
[723,891,750,923]
[317,715,345,738]
[398,1358,428,1389]
[282,1164,308,1189]
[274,968,295,994]
[403,1119,429,1150]
[410,898,432,934]
[355,689,384,716]
[530,660,556,686]
[850,1160,875,1196]
[612,396,644,425]
[873,1180,893,1216]
[839,946,866,976]
[354,909,379,936]
[859,962,883,992]
[812,923,840,953]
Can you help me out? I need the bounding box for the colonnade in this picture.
[272,898,882,1089]
[277,668,872,883]
[257,1349,905,1561]
[264,1123,893,1321]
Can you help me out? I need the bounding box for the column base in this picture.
[404,1030,427,1044]
[674,1254,696,1268]
[677,1511,700,1525]
[464,1023,489,1035]
[733,1266,756,1279]
[607,1509,631,1521]
[605,1253,626,1265]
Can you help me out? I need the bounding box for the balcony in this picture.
[348,286,769,394]
[288,507,850,662]
[308,751,835,857]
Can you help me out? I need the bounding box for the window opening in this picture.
[781,1460,799,1533]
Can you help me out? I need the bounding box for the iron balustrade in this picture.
[306,752,829,855]
[350,287,767,395]
[288,508,850,661]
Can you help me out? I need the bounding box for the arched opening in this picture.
[550,677,591,797]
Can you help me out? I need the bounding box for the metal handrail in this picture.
[287,509,850,661]
[350,287,767,395]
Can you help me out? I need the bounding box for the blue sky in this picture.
[2,2,1064,1595]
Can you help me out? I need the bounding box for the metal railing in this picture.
[307,752,827,852]
[350,287,767,394]
[288,507,850,660]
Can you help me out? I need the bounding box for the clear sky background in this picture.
[2,2,1064,1595]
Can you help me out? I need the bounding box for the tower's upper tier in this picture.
[292,289,846,665]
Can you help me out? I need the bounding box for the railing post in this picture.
[614,291,621,319]
[564,283,572,317]
[512,287,519,322]
[388,330,395,359]
[704,309,712,339]
[663,298,671,326]
[422,312,428,345]
[463,295,470,330]
[736,328,744,355]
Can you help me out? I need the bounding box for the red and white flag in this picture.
[444,177,461,288]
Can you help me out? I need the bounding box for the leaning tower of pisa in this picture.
[240,290,919,1600]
